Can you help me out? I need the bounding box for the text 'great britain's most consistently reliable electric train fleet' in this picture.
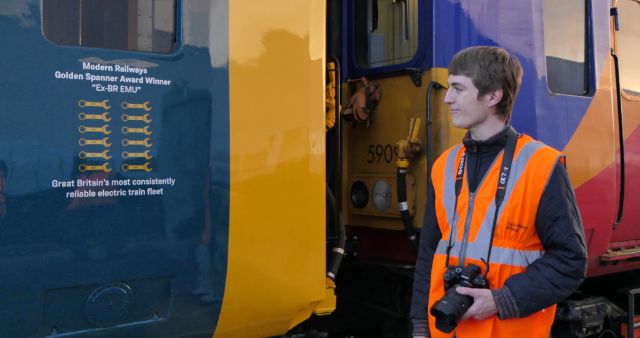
[1,0,640,337]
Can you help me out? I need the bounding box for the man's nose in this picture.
[443,89,454,104]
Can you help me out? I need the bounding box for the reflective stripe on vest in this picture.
[436,139,547,267]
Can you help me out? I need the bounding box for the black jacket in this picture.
[410,126,587,336]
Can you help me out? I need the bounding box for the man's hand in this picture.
[456,287,498,321]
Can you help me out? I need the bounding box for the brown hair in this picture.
[448,46,522,121]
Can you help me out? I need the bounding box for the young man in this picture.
[410,46,587,338]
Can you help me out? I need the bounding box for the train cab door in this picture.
[609,0,640,251]
[331,1,446,334]
[341,0,436,261]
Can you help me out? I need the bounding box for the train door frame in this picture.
[608,0,640,250]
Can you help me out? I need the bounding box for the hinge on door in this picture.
[406,68,422,87]
[611,7,620,31]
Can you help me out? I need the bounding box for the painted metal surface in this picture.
[0,0,332,337]
[341,69,453,232]
[213,0,330,337]
[0,0,229,336]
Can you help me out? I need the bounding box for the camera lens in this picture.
[430,286,474,333]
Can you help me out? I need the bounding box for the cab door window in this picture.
[543,0,589,95]
[42,0,176,53]
[617,0,640,95]
[353,0,418,69]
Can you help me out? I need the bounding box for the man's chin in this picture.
[451,120,468,129]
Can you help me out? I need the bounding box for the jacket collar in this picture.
[462,125,518,155]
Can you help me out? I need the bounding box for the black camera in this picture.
[430,263,489,333]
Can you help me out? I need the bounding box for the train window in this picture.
[617,0,640,95]
[543,0,589,95]
[42,0,176,53]
[353,0,419,69]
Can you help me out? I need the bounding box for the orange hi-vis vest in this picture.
[428,134,564,338]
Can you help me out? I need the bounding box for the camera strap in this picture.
[444,151,466,266]
[483,130,517,277]
[444,129,519,275]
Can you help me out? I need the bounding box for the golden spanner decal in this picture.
[122,126,152,135]
[79,125,111,135]
[79,112,111,122]
[79,150,112,160]
[121,113,152,123]
[79,137,112,147]
[122,138,152,148]
[78,99,111,110]
[121,101,151,111]
[122,150,152,160]
[122,162,152,172]
[79,163,111,172]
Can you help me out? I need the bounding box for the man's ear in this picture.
[486,88,503,108]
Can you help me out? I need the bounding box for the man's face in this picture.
[444,74,494,131]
